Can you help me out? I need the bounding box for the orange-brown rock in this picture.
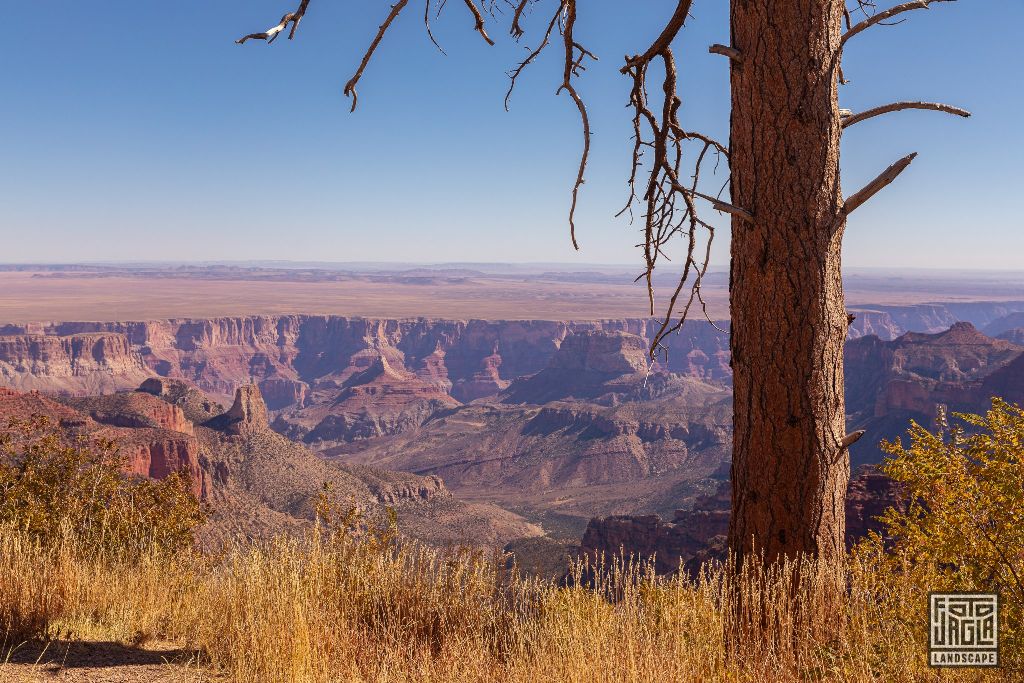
[0,317,731,411]
[0,387,208,497]
[63,392,195,435]
[845,323,1024,465]
[845,465,901,545]
[0,333,151,395]
[277,352,460,444]
[206,384,269,435]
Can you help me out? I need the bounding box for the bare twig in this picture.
[558,1,593,250]
[621,0,693,73]
[843,152,917,216]
[510,0,533,39]
[424,0,447,55]
[617,0,735,355]
[841,0,955,47]
[343,0,412,112]
[841,101,970,128]
[505,4,561,110]
[236,0,312,44]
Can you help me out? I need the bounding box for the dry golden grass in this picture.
[0,524,1014,683]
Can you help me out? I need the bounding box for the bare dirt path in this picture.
[0,640,216,682]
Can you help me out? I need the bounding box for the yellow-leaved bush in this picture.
[0,415,206,557]
[855,398,1023,670]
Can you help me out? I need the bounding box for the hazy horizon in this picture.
[4,259,1024,275]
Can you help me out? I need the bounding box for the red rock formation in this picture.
[207,384,269,435]
[845,323,1024,465]
[996,328,1024,346]
[983,312,1024,338]
[277,352,460,444]
[549,331,649,375]
[502,331,655,404]
[64,392,195,435]
[451,347,509,402]
[845,465,901,544]
[0,316,732,411]
[0,387,208,497]
[107,428,206,497]
[138,377,225,423]
[0,333,151,395]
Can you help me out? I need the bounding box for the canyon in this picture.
[2,291,1024,571]
[0,381,538,548]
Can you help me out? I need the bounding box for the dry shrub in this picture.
[0,416,205,558]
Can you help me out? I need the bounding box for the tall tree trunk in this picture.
[727,0,849,571]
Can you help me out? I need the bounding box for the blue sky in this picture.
[2,1,1021,268]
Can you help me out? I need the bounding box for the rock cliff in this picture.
[0,316,732,409]
[844,322,1023,465]
[0,381,540,549]
[0,333,151,395]
[0,387,208,497]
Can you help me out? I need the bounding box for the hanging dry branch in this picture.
[558,2,594,251]
[343,1,412,112]
[841,101,970,128]
[843,152,917,216]
[617,0,739,356]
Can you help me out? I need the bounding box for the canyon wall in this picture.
[0,316,731,406]
[5,299,1021,405]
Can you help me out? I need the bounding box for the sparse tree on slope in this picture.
[237,0,970,576]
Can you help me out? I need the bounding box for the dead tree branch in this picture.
[708,44,743,63]
[237,0,735,356]
[505,4,561,110]
[840,430,866,449]
[618,0,738,355]
[343,1,412,112]
[841,101,970,128]
[558,1,594,250]
[843,152,917,216]
[236,0,312,44]
[462,0,496,45]
[841,0,955,47]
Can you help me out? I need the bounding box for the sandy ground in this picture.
[0,641,215,682]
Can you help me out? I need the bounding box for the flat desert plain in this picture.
[1,268,1023,323]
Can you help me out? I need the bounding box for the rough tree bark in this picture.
[727,0,849,568]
